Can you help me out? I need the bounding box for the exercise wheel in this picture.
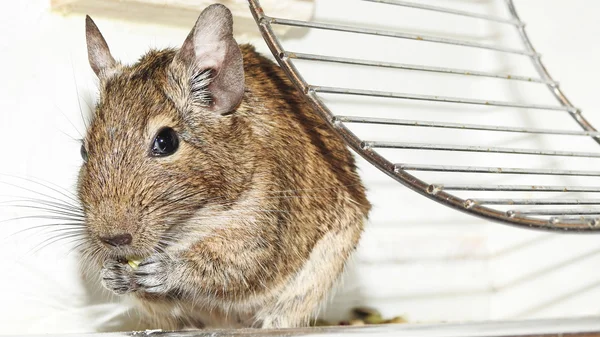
[247,0,600,233]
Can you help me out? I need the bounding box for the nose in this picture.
[100,233,132,247]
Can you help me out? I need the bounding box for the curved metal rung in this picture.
[397,164,600,177]
[435,185,600,192]
[367,142,600,158]
[248,0,600,232]
[513,209,600,216]
[336,116,600,137]
[550,216,600,225]
[285,52,555,84]
[364,0,525,26]
[266,17,538,56]
[312,86,575,112]
[470,198,600,205]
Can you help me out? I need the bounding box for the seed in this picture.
[349,319,365,326]
[128,259,141,269]
[364,313,384,324]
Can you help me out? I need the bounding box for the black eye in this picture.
[80,144,88,162]
[151,127,179,157]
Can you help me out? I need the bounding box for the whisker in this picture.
[33,226,87,237]
[57,129,82,143]
[0,204,84,219]
[141,181,195,213]
[0,197,83,213]
[211,193,344,210]
[53,102,84,141]
[255,182,363,196]
[0,178,80,210]
[146,190,207,216]
[60,237,92,257]
[0,173,80,206]
[0,215,85,225]
[6,222,85,239]
[152,207,289,220]
[29,231,87,255]
[70,53,91,131]
[67,239,91,256]
[142,183,358,220]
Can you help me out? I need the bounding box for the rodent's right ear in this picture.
[85,15,117,78]
[169,4,245,116]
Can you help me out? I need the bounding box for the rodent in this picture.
[78,3,371,330]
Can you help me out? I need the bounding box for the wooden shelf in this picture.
[51,0,314,36]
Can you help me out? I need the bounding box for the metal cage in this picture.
[248,0,600,232]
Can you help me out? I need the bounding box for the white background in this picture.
[1,0,600,334]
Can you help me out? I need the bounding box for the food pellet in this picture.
[128,259,141,269]
[310,306,407,327]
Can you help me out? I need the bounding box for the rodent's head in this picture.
[78,4,253,261]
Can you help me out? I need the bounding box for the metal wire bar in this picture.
[363,0,524,26]
[312,86,574,112]
[286,51,553,84]
[335,116,600,137]
[366,141,600,158]
[511,209,600,216]
[267,17,538,56]
[470,199,600,205]
[435,184,600,192]
[550,216,600,224]
[396,164,600,177]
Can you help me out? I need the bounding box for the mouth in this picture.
[106,239,169,263]
[103,245,152,262]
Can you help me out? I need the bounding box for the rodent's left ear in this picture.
[171,4,244,115]
[85,15,117,78]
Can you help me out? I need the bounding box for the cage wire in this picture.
[247,0,600,233]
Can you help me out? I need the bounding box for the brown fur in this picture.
[78,6,370,330]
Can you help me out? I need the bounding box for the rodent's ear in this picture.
[85,15,117,77]
[172,4,245,115]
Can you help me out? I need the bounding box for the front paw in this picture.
[101,259,135,295]
[134,255,177,294]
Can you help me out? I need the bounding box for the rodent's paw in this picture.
[134,255,176,294]
[101,260,135,295]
